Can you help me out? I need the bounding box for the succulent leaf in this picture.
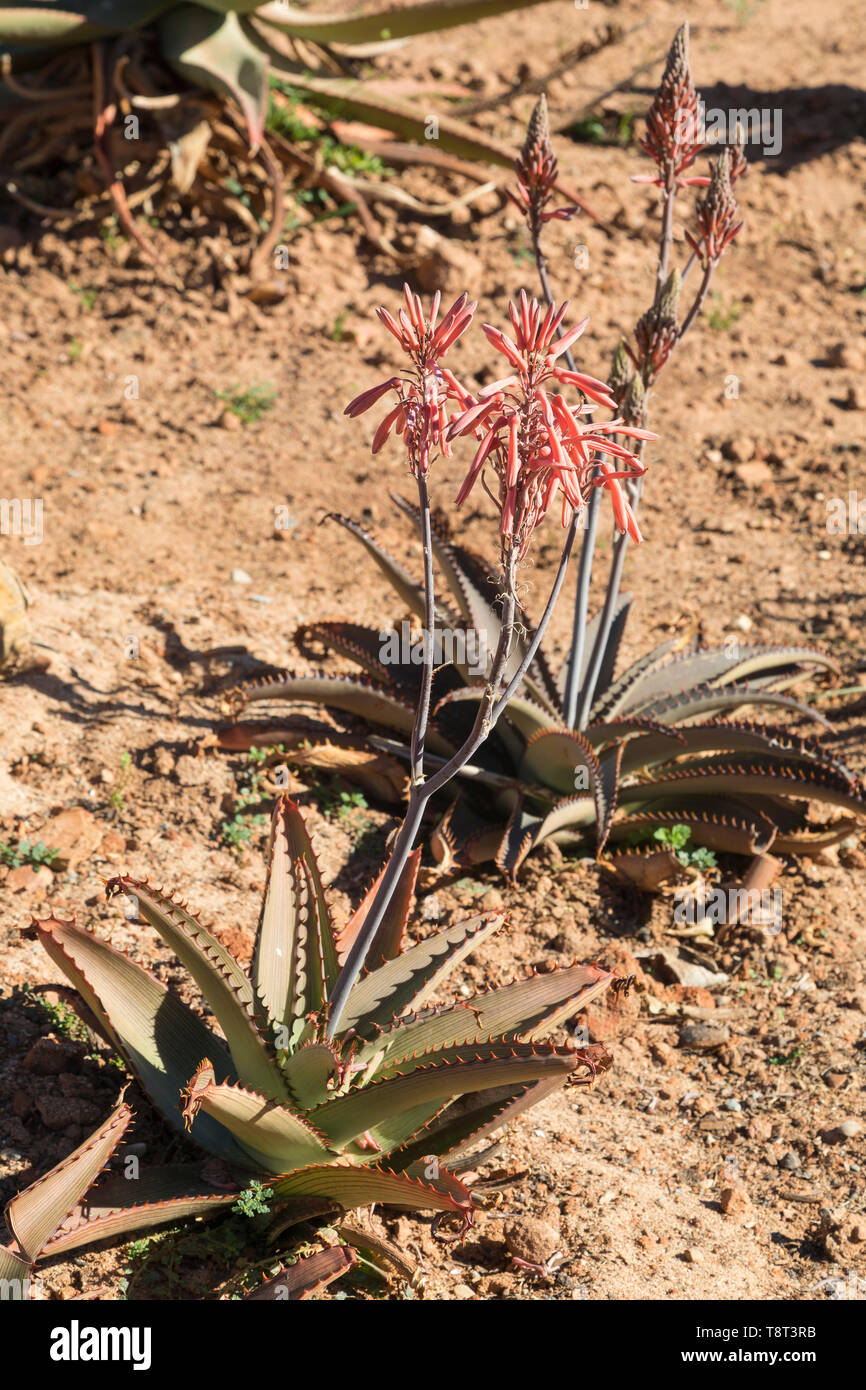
[336,910,504,1035]
[336,847,421,968]
[518,726,599,795]
[267,1162,474,1226]
[619,759,866,818]
[257,0,561,45]
[108,875,291,1103]
[30,916,248,1162]
[280,1042,341,1109]
[0,1,172,43]
[608,806,778,856]
[6,1099,132,1263]
[324,513,427,619]
[180,1060,336,1172]
[253,797,340,1035]
[309,1042,586,1148]
[391,1077,559,1170]
[435,686,557,742]
[633,681,832,728]
[160,5,268,147]
[354,961,613,1071]
[235,671,455,755]
[243,1244,357,1300]
[0,1244,32,1290]
[42,1163,242,1257]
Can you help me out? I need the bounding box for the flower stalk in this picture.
[518,23,746,731]
[328,283,651,1037]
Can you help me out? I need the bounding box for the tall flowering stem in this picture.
[327,287,651,1038]
[511,25,746,730]
[345,285,474,788]
[510,95,603,727]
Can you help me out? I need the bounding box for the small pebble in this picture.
[780,1151,801,1170]
[231,569,252,584]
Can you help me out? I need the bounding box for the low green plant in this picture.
[232,1179,272,1219]
[0,839,58,869]
[312,778,369,824]
[216,383,276,424]
[109,752,132,813]
[267,84,387,179]
[17,796,614,1266]
[11,982,89,1043]
[708,293,742,331]
[66,280,99,309]
[1,0,571,258]
[650,825,718,872]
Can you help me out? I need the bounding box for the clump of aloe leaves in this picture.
[222,27,864,881]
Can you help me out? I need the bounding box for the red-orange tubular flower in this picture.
[344,285,476,476]
[631,23,708,191]
[450,291,656,558]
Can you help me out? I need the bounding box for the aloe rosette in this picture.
[222,498,865,878]
[8,796,614,1259]
[0,0,564,161]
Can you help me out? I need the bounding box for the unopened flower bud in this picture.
[609,338,634,404]
[623,372,647,427]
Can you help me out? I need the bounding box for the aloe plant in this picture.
[218,30,865,877]
[223,500,863,876]
[0,0,573,255]
[12,796,613,1264]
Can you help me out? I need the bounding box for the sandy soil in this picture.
[1,0,864,1301]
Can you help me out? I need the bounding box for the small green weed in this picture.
[67,281,99,310]
[0,839,58,869]
[708,293,742,331]
[109,752,132,813]
[651,825,718,871]
[232,1180,271,1219]
[216,383,277,424]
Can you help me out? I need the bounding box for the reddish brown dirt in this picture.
[1,0,864,1301]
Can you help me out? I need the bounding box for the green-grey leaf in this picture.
[42,1163,241,1258]
[257,0,562,46]
[5,1100,131,1263]
[31,916,248,1163]
[182,1063,336,1173]
[267,1162,473,1220]
[253,798,339,1034]
[109,876,292,1104]
[0,1244,32,1292]
[238,672,455,756]
[358,961,614,1072]
[243,1245,357,1300]
[161,5,268,146]
[337,911,503,1036]
[310,1043,582,1148]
